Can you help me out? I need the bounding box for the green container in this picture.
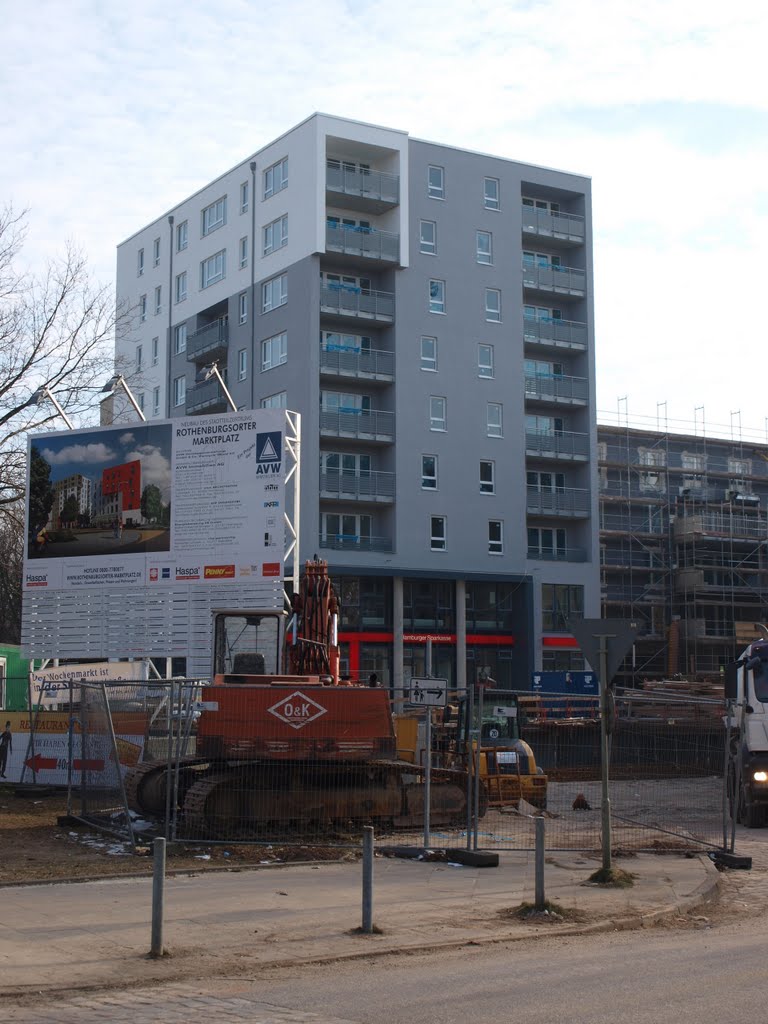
[0,645,31,711]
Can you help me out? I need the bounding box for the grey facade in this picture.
[115,114,600,689]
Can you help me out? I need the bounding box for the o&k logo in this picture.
[268,691,328,731]
[204,564,235,579]
[256,431,282,476]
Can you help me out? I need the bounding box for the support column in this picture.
[393,576,404,696]
[456,578,467,694]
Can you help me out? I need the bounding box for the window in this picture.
[527,470,565,492]
[239,292,248,325]
[138,392,145,413]
[529,529,568,562]
[419,220,436,255]
[173,375,186,408]
[484,177,500,210]
[175,271,187,303]
[523,250,562,269]
[485,287,501,322]
[174,323,187,355]
[261,391,287,409]
[263,215,288,255]
[321,391,371,414]
[427,165,444,200]
[524,304,563,322]
[638,447,666,468]
[420,335,437,371]
[729,458,751,476]
[322,331,371,353]
[202,196,227,236]
[151,337,159,366]
[526,413,563,434]
[238,348,247,381]
[261,331,287,371]
[541,583,583,631]
[153,237,160,267]
[429,279,445,314]
[681,452,705,472]
[422,455,438,490]
[525,358,563,377]
[476,230,492,264]
[176,220,188,252]
[239,236,249,269]
[154,285,162,315]
[139,294,147,323]
[152,386,160,417]
[136,344,143,371]
[263,157,288,199]
[480,460,495,494]
[262,273,287,312]
[523,196,560,214]
[321,513,372,548]
[487,402,503,437]
[478,344,494,378]
[201,250,226,288]
[430,516,446,551]
[240,181,249,214]
[430,396,446,431]
[488,520,503,554]
[137,248,144,276]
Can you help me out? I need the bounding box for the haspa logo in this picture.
[204,564,235,579]
[149,568,159,582]
[268,691,328,730]
[262,562,281,577]
[25,573,48,587]
[175,566,201,580]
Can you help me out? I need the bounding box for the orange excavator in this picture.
[126,560,475,838]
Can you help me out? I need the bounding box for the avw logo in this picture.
[267,691,328,731]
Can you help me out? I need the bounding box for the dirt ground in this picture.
[0,785,352,885]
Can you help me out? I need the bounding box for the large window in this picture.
[263,214,288,255]
[175,271,187,303]
[430,516,446,551]
[430,396,447,431]
[429,279,445,314]
[488,520,503,554]
[238,348,247,381]
[261,391,286,408]
[420,335,437,371]
[262,273,287,312]
[151,336,158,366]
[480,460,495,494]
[485,287,501,322]
[153,237,160,267]
[427,165,444,200]
[239,292,248,324]
[487,402,503,437]
[484,177,500,210]
[339,577,393,630]
[261,331,287,371]
[135,344,142,371]
[403,580,454,630]
[541,583,583,631]
[422,455,438,490]
[528,528,567,560]
[201,250,226,288]
[240,180,249,214]
[321,512,372,549]
[478,344,494,378]
[174,323,187,355]
[239,236,249,269]
[152,386,160,417]
[176,220,188,252]
[264,157,288,199]
[137,248,144,277]
[139,294,146,323]
[173,375,186,408]
[420,220,437,255]
[201,196,227,236]
[527,470,565,492]
[476,230,492,264]
[154,285,162,315]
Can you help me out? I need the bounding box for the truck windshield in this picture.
[753,657,768,704]
[214,613,281,675]
[474,697,521,743]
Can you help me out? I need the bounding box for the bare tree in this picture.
[0,206,126,526]
[0,508,22,643]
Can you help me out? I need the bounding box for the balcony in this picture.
[523,316,587,351]
[326,164,400,213]
[320,285,395,324]
[673,512,768,542]
[325,223,400,266]
[319,470,395,504]
[185,378,229,415]
[187,318,229,363]
[527,546,588,563]
[526,486,591,517]
[525,373,589,406]
[525,429,590,461]
[320,344,394,383]
[320,533,393,553]
[522,260,585,297]
[521,205,585,246]
[320,408,395,443]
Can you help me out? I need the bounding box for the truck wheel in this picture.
[739,783,766,828]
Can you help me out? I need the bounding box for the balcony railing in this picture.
[187,317,229,362]
[319,534,393,553]
[674,512,768,541]
[320,409,395,442]
[320,285,395,323]
[527,546,588,563]
[320,345,394,381]
[319,470,395,502]
[526,486,591,516]
[522,260,585,296]
[525,429,590,460]
[326,165,400,207]
[326,223,400,263]
[524,373,589,405]
[185,378,229,415]
[523,316,587,350]
[521,205,585,243]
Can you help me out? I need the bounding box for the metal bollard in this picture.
[534,816,545,909]
[150,836,166,957]
[362,826,374,933]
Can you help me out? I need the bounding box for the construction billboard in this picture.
[21,409,298,673]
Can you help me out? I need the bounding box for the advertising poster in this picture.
[29,661,150,708]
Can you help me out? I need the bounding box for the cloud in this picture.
[125,444,171,501]
[118,432,135,444]
[41,443,115,466]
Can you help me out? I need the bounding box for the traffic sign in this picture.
[567,618,637,684]
[407,676,448,707]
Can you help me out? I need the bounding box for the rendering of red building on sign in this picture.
[101,460,141,514]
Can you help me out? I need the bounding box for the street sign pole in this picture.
[424,639,433,848]
[599,634,612,872]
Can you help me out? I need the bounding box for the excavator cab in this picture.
[213,611,284,680]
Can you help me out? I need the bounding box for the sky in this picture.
[2,0,767,442]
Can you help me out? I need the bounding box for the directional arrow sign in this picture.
[25,754,58,772]
[73,758,105,772]
[407,676,448,707]
[567,618,638,684]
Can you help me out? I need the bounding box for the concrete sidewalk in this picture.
[2,850,719,998]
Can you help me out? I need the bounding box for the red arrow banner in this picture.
[73,758,105,771]
[24,754,58,771]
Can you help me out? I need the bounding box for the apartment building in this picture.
[599,425,768,682]
[114,113,600,690]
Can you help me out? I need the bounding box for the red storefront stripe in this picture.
[542,636,579,648]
